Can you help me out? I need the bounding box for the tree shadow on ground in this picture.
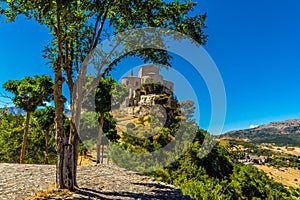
[73,182,190,200]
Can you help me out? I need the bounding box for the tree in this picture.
[179,100,196,123]
[94,77,127,164]
[3,0,207,189]
[32,106,55,164]
[79,111,119,164]
[0,110,25,163]
[0,109,58,164]
[2,75,53,164]
[101,112,119,164]
[0,110,58,164]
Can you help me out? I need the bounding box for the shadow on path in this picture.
[73,181,190,200]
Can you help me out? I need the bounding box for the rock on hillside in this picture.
[0,163,193,200]
[220,118,300,146]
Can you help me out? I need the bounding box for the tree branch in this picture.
[92,1,111,50]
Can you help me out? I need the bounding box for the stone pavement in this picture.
[0,163,193,200]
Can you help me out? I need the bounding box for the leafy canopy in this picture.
[3,75,53,112]
[32,106,55,131]
[95,77,128,113]
[2,0,208,71]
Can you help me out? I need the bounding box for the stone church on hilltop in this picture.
[121,64,174,110]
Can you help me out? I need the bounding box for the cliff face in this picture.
[120,82,178,117]
[220,119,300,146]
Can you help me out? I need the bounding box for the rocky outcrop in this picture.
[138,94,159,106]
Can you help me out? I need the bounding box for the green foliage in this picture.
[2,75,54,163]
[144,130,294,199]
[3,75,53,112]
[110,105,296,199]
[103,112,120,143]
[3,0,208,72]
[0,111,24,163]
[95,77,116,114]
[79,112,98,142]
[179,100,196,122]
[32,106,55,131]
[231,165,291,199]
[2,0,209,189]
[78,142,88,156]
[0,110,57,164]
[79,112,120,147]
[25,117,57,164]
[32,107,56,164]
[141,83,165,94]
[95,77,128,113]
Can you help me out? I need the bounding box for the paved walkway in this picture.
[0,163,55,200]
[0,163,193,200]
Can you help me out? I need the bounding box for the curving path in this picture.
[0,163,193,200]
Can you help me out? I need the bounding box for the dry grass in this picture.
[218,138,229,147]
[78,154,94,166]
[255,165,300,188]
[25,188,73,200]
[270,146,300,157]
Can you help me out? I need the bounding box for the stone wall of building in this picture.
[120,64,174,111]
[163,80,174,93]
[121,76,141,92]
[138,64,159,78]
[122,64,173,94]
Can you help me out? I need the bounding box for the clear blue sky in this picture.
[0,0,299,134]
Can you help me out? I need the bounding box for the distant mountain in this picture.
[0,106,72,117]
[0,106,26,115]
[220,119,300,146]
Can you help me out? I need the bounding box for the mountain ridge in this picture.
[0,106,26,115]
[220,118,300,146]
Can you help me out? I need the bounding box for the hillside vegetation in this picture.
[219,138,300,188]
[1,89,300,199]
[105,91,300,199]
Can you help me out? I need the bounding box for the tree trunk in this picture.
[54,66,69,189]
[96,138,101,164]
[63,144,74,190]
[69,120,79,187]
[70,75,85,186]
[54,3,74,190]
[96,113,104,164]
[65,49,79,187]
[53,73,74,190]
[20,111,31,164]
[45,129,49,164]
[101,144,104,164]
[54,75,74,190]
